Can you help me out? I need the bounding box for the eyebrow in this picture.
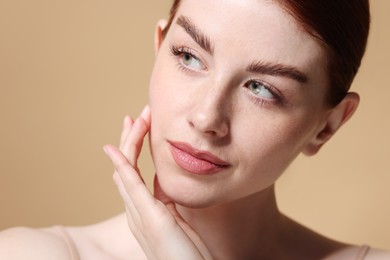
[176,15,308,84]
[176,15,214,55]
[247,61,308,83]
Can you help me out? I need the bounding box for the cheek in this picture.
[233,111,318,175]
[149,71,166,110]
[149,64,183,116]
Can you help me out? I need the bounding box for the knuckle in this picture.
[116,156,130,171]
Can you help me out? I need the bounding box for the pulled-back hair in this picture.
[162,0,370,107]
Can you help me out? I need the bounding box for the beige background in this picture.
[1,0,389,250]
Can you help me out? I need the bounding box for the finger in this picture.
[114,171,156,259]
[112,171,136,210]
[139,104,151,125]
[107,147,211,260]
[120,116,134,149]
[121,106,151,166]
[119,105,150,153]
[104,144,157,214]
[113,171,140,230]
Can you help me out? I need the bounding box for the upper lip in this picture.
[168,141,230,167]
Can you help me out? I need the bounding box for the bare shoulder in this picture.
[365,247,390,260]
[0,226,71,260]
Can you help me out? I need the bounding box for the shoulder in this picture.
[365,247,390,260]
[0,226,71,260]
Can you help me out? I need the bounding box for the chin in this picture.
[155,170,224,209]
[171,194,221,209]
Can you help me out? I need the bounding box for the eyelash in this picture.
[170,45,206,73]
[170,45,285,107]
[244,79,285,107]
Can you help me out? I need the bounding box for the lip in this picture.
[168,141,230,175]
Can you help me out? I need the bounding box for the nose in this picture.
[186,87,230,139]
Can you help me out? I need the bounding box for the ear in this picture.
[154,19,168,55]
[302,92,360,156]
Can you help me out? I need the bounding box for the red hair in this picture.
[162,0,370,106]
[161,0,181,39]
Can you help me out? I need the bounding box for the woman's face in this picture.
[149,0,330,208]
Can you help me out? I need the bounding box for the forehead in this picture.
[171,0,328,84]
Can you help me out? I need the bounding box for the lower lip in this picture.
[169,144,226,175]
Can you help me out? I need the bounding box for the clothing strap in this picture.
[356,245,370,260]
[54,226,81,260]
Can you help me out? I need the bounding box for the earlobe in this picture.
[302,92,360,156]
[154,19,168,55]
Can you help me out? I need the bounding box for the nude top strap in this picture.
[356,245,370,260]
[54,226,81,260]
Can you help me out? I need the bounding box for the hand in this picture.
[103,105,213,260]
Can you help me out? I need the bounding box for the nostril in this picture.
[187,111,229,138]
[204,129,218,136]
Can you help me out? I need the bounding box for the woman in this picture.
[1,0,389,259]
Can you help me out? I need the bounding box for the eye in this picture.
[181,53,203,70]
[244,79,286,106]
[246,80,275,99]
[170,45,206,72]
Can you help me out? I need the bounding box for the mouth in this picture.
[168,140,230,175]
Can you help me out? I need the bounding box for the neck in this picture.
[176,185,285,259]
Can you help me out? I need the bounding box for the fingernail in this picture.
[103,145,111,156]
[123,116,129,127]
[140,105,150,118]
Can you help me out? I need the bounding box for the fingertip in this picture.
[140,105,151,121]
[140,105,149,116]
[120,116,131,147]
[122,115,134,131]
[103,144,113,156]
[123,116,129,127]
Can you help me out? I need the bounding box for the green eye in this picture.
[182,53,203,70]
[170,45,206,72]
[247,81,275,99]
[182,53,193,65]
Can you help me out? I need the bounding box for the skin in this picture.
[1,0,390,259]
[141,0,359,258]
[150,0,335,209]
